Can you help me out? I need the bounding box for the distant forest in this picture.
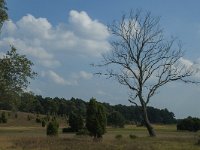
[0,92,176,124]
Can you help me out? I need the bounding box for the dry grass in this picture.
[0,111,199,150]
[0,125,199,150]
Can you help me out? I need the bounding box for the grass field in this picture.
[0,111,200,150]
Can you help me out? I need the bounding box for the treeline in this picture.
[0,92,176,124]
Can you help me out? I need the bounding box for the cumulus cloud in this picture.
[69,10,109,40]
[179,57,193,69]
[47,70,73,85]
[0,10,110,69]
[43,70,93,86]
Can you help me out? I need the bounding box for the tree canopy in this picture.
[0,0,8,30]
[86,98,106,139]
[0,47,37,99]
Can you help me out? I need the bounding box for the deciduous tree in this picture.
[96,10,197,136]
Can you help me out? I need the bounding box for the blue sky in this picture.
[1,0,200,118]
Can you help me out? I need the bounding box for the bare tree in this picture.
[96,10,197,137]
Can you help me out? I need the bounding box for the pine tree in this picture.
[86,98,106,139]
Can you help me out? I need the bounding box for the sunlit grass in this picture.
[0,124,199,150]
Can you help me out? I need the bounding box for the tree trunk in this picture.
[142,104,156,137]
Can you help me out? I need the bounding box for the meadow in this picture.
[0,111,199,150]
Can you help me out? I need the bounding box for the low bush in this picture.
[42,120,46,127]
[115,134,123,139]
[76,129,90,136]
[0,112,7,123]
[62,128,74,133]
[46,121,59,136]
[15,113,18,118]
[36,117,41,123]
[129,134,137,139]
[177,117,200,132]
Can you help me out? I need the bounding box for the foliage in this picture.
[0,0,8,29]
[0,93,176,125]
[129,134,137,139]
[0,47,37,110]
[46,121,59,136]
[68,111,84,132]
[76,129,90,136]
[14,113,18,118]
[86,98,107,138]
[41,120,46,127]
[0,111,7,123]
[115,134,123,139]
[62,127,74,133]
[35,117,41,123]
[107,111,125,128]
[177,117,200,132]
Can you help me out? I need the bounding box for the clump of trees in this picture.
[107,111,125,128]
[86,98,107,139]
[68,111,84,132]
[0,93,176,125]
[177,117,200,132]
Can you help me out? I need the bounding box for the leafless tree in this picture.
[96,10,197,137]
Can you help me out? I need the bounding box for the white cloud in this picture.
[0,52,5,59]
[79,71,93,80]
[179,57,193,69]
[69,10,109,40]
[0,10,110,68]
[44,70,93,86]
[47,70,74,86]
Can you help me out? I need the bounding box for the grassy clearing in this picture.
[0,124,199,150]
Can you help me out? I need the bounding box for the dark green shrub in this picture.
[197,138,200,145]
[36,117,41,123]
[15,113,18,118]
[62,128,74,133]
[86,98,107,139]
[177,117,200,132]
[27,115,32,121]
[42,120,46,127]
[107,111,125,128]
[69,112,84,132]
[46,121,59,136]
[129,134,137,139]
[76,129,90,136]
[115,134,123,139]
[1,111,7,123]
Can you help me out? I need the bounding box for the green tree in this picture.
[86,98,106,139]
[107,111,125,128]
[68,111,84,132]
[46,121,59,136]
[0,0,8,30]
[0,111,7,123]
[0,47,37,101]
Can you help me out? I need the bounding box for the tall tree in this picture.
[0,47,37,100]
[0,0,8,30]
[96,10,197,136]
[86,98,106,139]
[68,111,84,132]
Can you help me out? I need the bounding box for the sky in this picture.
[1,0,200,118]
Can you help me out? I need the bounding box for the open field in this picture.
[0,111,199,150]
[0,124,200,150]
